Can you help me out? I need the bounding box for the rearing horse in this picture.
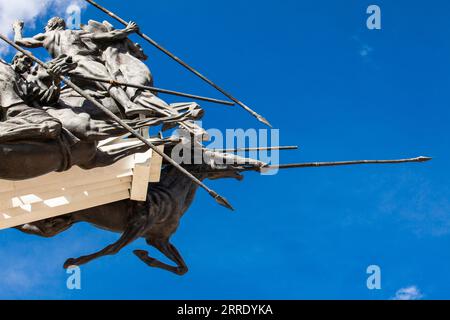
[15,161,245,275]
[12,152,431,275]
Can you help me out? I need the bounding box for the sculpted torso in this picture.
[44,30,100,61]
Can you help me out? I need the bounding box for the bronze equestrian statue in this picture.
[14,154,270,275]
[0,2,432,277]
[14,149,431,275]
[0,53,165,180]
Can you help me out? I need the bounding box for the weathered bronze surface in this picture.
[0,3,431,274]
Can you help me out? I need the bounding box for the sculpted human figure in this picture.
[12,52,140,142]
[0,54,63,143]
[13,18,151,117]
[83,20,206,135]
[83,20,167,111]
[0,53,172,180]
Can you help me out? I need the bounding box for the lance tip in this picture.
[416,156,432,162]
[257,115,273,128]
[214,195,235,211]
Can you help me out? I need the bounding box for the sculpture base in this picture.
[0,138,163,230]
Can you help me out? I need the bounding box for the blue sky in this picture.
[0,0,449,299]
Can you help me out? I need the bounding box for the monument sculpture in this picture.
[0,0,431,275]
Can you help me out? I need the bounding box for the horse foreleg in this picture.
[134,239,188,275]
[63,222,144,269]
[63,202,148,268]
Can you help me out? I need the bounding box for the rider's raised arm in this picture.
[14,33,46,48]
[13,20,46,48]
[82,21,139,43]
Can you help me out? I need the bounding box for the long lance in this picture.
[71,75,235,106]
[0,33,234,211]
[70,76,209,134]
[84,0,272,127]
[211,146,299,153]
[194,156,432,174]
[261,156,432,171]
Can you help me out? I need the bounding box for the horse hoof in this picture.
[133,249,148,258]
[175,267,188,276]
[64,258,77,269]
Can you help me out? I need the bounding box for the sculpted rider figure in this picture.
[12,52,139,143]
[0,54,64,143]
[13,17,151,117]
[97,21,206,134]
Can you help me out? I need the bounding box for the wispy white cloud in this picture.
[341,168,450,237]
[359,44,373,57]
[0,0,86,54]
[378,172,450,237]
[392,286,424,300]
[352,35,374,60]
[0,226,103,299]
[0,243,61,298]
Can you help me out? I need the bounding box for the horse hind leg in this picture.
[63,204,148,268]
[134,239,188,276]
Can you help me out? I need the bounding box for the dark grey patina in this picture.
[0,2,432,275]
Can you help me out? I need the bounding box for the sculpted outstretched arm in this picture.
[13,20,45,48]
[83,21,139,43]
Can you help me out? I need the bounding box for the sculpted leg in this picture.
[108,85,154,117]
[45,108,135,142]
[134,239,188,275]
[0,104,61,143]
[63,227,141,268]
[63,202,148,268]
[72,59,153,117]
[133,91,174,115]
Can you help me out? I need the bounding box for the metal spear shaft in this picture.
[71,75,235,106]
[212,146,299,153]
[193,156,432,174]
[261,156,432,171]
[70,78,206,135]
[0,33,234,211]
[84,0,272,127]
